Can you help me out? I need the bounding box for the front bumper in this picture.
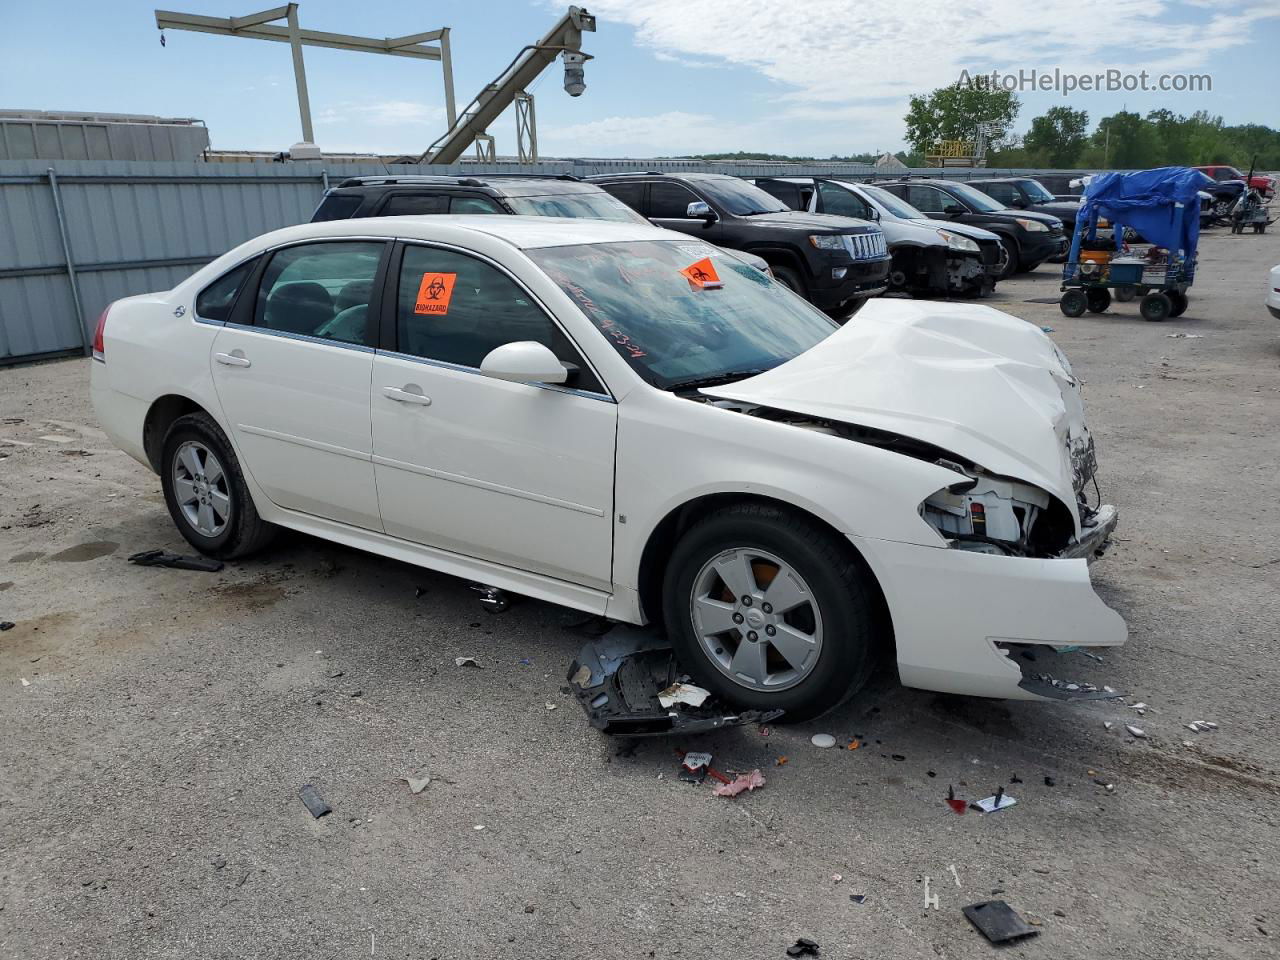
[810,255,891,308]
[852,519,1126,701]
[1023,232,1068,264]
[1268,303,1280,320]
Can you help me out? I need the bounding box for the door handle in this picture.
[382,386,432,406]
[215,352,251,368]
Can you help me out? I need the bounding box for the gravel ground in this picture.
[2,227,1278,960]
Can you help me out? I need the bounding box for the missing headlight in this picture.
[922,475,1052,556]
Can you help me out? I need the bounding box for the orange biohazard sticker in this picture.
[414,272,457,315]
[679,257,723,289]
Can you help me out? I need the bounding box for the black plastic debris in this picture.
[850,894,867,904]
[786,938,820,957]
[128,549,223,572]
[298,784,331,819]
[566,627,783,737]
[962,901,1039,944]
[0,621,14,632]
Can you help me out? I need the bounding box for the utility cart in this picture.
[1060,167,1212,322]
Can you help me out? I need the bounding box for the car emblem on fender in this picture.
[173,305,186,318]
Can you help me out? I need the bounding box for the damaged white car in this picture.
[91,216,1125,720]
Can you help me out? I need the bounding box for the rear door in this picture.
[209,239,386,531]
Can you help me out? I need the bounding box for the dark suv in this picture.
[588,172,890,315]
[312,174,648,223]
[966,178,1080,233]
[875,178,1067,278]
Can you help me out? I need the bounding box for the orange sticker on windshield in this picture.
[680,257,723,289]
[414,272,456,315]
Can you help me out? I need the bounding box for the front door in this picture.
[209,239,386,531]
[371,242,617,589]
[646,181,723,241]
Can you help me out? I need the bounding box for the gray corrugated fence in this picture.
[0,158,1106,364]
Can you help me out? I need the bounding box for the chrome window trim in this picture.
[222,320,377,354]
[392,238,616,402]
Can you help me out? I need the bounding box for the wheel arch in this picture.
[635,491,892,651]
[143,394,213,474]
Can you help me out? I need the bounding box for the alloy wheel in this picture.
[172,440,231,537]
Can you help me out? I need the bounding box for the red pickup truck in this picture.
[1194,165,1276,197]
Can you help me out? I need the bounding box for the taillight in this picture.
[92,304,111,360]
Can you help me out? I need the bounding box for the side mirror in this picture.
[943,204,966,217]
[1010,196,1028,208]
[868,207,881,221]
[479,341,567,386]
[686,200,716,222]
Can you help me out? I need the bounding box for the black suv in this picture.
[312,174,647,223]
[965,177,1080,234]
[587,172,890,315]
[875,178,1067,278]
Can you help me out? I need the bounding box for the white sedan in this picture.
[1269,264,1280,319]
[91,215,1125,719]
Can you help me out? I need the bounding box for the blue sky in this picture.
[2,0,1277,157]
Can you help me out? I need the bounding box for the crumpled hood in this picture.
[702,299,1094,533]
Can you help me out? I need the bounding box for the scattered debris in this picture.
[544,702,557,711]
[849,894,867,905]
[127,549,223,572]
[962,901,1040,945]
[1044,776,1055,787]
[657,681,711,709]
[831,874,843,883]
[566,628,781,736]
[1054,909,1067,918]
[786,937,820,957]
[1187,720,1217,732]
[847,739,860,750]
[1130,702,1148,711]
[810,734,836,749]
[0,621,14,631]
[21,678,30,687]
[1166,332,1203,338]
[454,656,482,669]
[946,785,967,815]
[1093,778,1115,792]
[298,784,331,819]
[1040,325,1055,333]
[891,753,906,761]
[1104,721,1114,730]
[775,756,789,766]
[473,824,485,831]
[1125,725,1147,739]
[975,788,1016,813]
[402,775,431,795]
[680,752,713,783]
[468,582,512,613]
[757,725,772,737]
[713,769,766,797]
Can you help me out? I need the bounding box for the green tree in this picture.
[1023,106,1089,167]
[903,84,1020,155]
[1088,111,1163,168]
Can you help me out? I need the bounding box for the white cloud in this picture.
[316,99,446,127]
[571,0,1277,150]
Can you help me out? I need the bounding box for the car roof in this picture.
[259,214,673,251]
[333,175,602,197]
[587,171,738,182]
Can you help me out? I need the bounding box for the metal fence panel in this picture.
[0,157,1117,364]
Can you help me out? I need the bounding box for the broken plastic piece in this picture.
[946,784,967,815]
[975,789,1016,813]
[1125,724,1147,738]
[712,769,765,797]
[566,627,782,736]
[468,583,511,613]
[657,681,710,709]
[962,901,1039,944]
[850,894,867,904]
[455,656,482,668]
[402,775,431,795]
[786,937,820,957]
[298,784,331,819]
[128,549,223,572]
[810,733,836,749]
[0,621,14,631]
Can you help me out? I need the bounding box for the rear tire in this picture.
[662,503,878,722]
[1085,288,1111,313]
[1060,289,1087,317]
[1140,292,1173,322]
[161,412,276,560]
[1168,291,1189,317]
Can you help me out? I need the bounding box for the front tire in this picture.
[770,265,807,300]
[996,237,1019,280]
[662,503,878,722]
[161,412,276,560]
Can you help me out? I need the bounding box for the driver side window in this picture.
[818,182,871,219]
[906,185,951,214]
[395,245,603,393]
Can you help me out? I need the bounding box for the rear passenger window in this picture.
[599,181,645,213]
[253,242,383,346]
[195,258,257,322]
[818,182,871,218]
[981,183,1019,205]
[649,182,701,219]
[396,245,602,392]
[311,194,361,221]
[450,196,502,214]
[381,194,449,216]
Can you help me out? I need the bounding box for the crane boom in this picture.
[420,6,595,164]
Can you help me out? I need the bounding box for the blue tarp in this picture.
[1069,166,1214,264]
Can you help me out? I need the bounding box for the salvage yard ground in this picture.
[2,227,1278,959]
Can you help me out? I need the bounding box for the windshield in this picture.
[860,184,925,219]
[695,178,790,216]
[1022,180,1057,203]
[947,182,1007,213]
[529,240,836,390]
[504,193,647,223]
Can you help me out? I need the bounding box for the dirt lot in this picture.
[2,227,1278,960]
